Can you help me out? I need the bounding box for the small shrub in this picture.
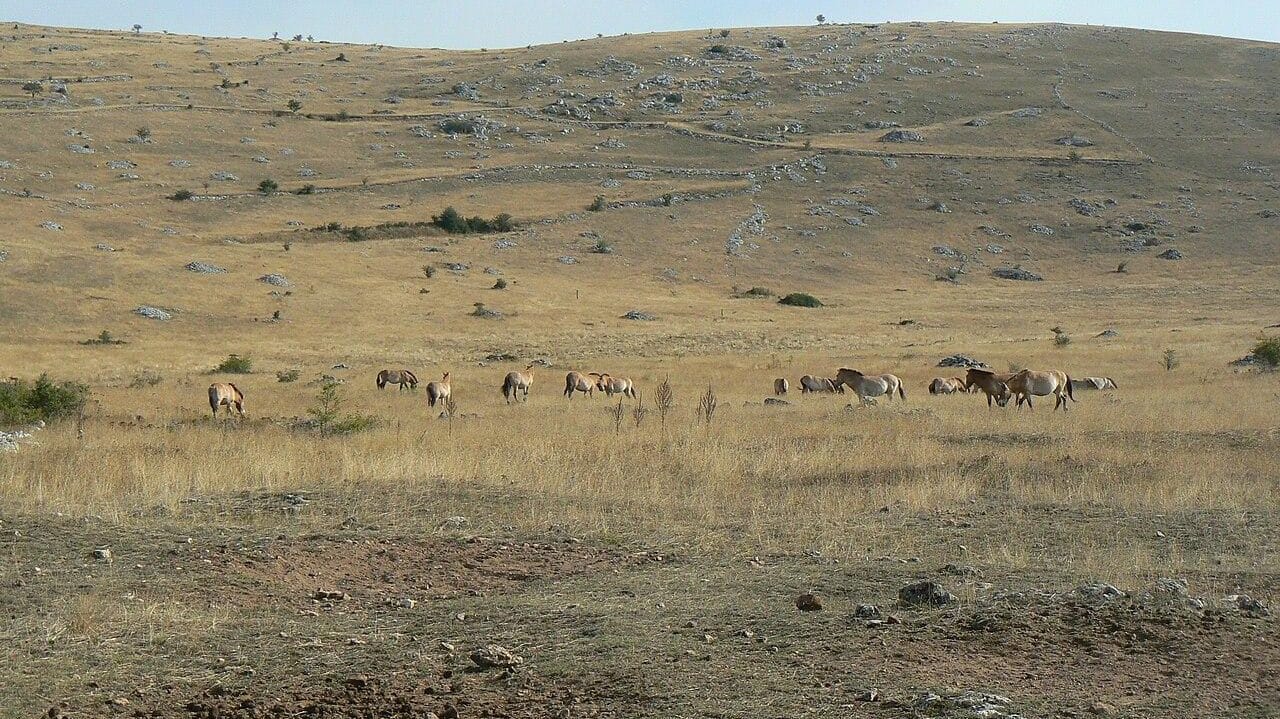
[662,193,674,207]
[1161,349,1179,372]
[324,221,343,232]
[276,369,301,383]
[423,265,437,278]
[128,370,162,388]
[214,354,253,374]
[307,380,376,435]
[778,292,823,308]
[492,278,508,290]
[296,184,316,195]
[430,206,516,234]
[1253,336,1280,369]
[1053,330,1071,348]
[169,189,194,201]
[589,238,613,254]
[0,374,89,425]
[1115,261,1128,274]
[22,81,43,97]
[936,266,962,282]
[286,99,302,113]
[737,286,774,298]
[342,226,368,242]
[81,329,125,346]
[258,179,279,194]
[718,29,731,38]
[588,195,607,212]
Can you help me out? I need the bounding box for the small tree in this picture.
[286,99,303,114]
[258,178,279,194]
[588,195,606,212]
[609,398,626,434]
[22,81,42,97]
[631,392,647,428]
[816,14,826,24]
[308,380,342,434]
[135,126,152,141]
[132,24,142,34]
[1161,349,1179,372]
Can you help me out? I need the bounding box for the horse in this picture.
[773,377,789,396]
[1070,376,1118,391]
[833,368,905,406]
[502,364,535,404]
[426,372,451,408]
[928,377,968,395]
[376,368,418,391]
[208,383,245,418]
[964,368,1013,409]
[592,373,637,398]
[1006,369,1075,411]
[799,374,842,394]
[564,371,596,399]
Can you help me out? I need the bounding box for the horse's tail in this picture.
[376,372,385,389]
[898,382,906,401]
[1108,377,1118,389]
[1066,376,1076,402]
[208,385,218,414]
[501,377,511,400]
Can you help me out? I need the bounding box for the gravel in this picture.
[258,273,291,287]
[185,261,226,274]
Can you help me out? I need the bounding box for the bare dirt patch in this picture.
[208,536,626,609]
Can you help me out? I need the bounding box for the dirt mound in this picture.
[215,536,622,608]
[88,671,627,719]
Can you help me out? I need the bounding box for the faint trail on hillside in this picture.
[1052,66,1156,164]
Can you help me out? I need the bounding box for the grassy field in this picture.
[1,18,1279,718]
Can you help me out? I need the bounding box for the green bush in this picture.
[258,179,279,194]
[588,195,607,212]
[81,329,125,345]
[1253,336,1280,369]
[430,206,517,234]
[169,189,194,201]
[0,374,89,425]
[295,184,316,195]
[778,292,823,308]
[492,278,508,290]
[214,354,253,374]
[276,369,302,383]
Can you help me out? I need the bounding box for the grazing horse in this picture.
[376,368,418,391]
[1006,369,1075,411]
[964,368,1013,409]
[928,377,968,395]
[1070,376,1118,391]
[592,373,637,398]
[564,371,596,399]
[799,374,842,394]
[426,372,451,408]
[208,382,245,418]
[502,364,535,404]
[773,377,789,396]
[834,368,905,406]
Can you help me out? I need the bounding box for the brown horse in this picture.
[833,368,905,406]
[376,368,418,391]
[1006,369,1075,411]
[208,382,245,418]
[502,363,535,404]
[592,373,637,399]
[564,371,596,399]
[773,377,789,396]
[964,368,1013,409]
[800,374,841,394]
[928,377,968,395]
[426,372,451,408]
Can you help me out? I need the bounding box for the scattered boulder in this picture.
[134,306,172,321]
[1225,594,1269,618]
[185,261,226,274]
[932,245,962,259]
[1056,134,1094,147]
[209,171,238,182]
[879,129,924,143]
[258,273,291,287]
[1028,224,1055,235]
[40,221,63,231]
[1011,106,1044,118]
[853,604,881,619]
[965,117,989,127]
[1073,582,1125,603]
[899,580,956,607]
[992,267,1043,281]
[557,256,578,265]
[1136,577,1204,612]
[1158,248,1183,260]
[622,310,657,321]
[1096,329,1118,338]
[469,644,523,670]
[938,354,987,369]
[763,397,790,407]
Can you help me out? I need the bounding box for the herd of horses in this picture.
[208,364,1116,418]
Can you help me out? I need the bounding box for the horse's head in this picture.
[993,382,1012,407]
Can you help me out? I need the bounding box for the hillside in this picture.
[1,20,1277,375]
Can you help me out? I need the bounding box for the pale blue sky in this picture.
[3,1,1277,48]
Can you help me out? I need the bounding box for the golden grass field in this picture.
[1,18,1279,718]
